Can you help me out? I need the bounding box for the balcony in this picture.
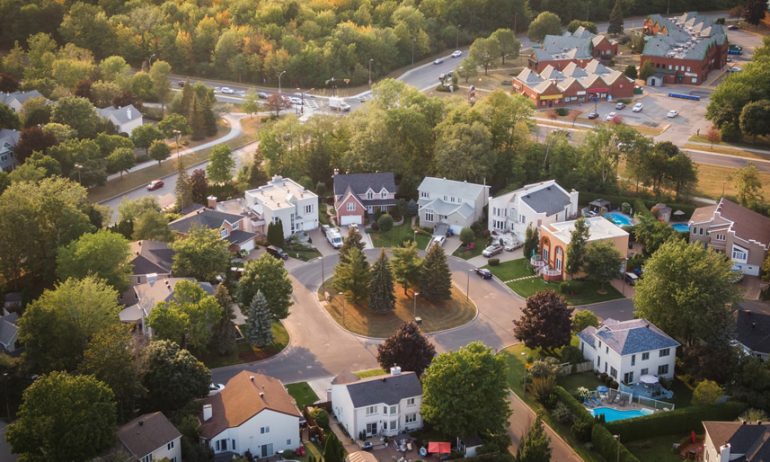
[530,255,546,269]
[541,267,562,282]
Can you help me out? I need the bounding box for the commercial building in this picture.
[641,12,728,85]
[529,27,618,72]
[513,59,634,108]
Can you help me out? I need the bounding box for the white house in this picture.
[245,175,319,238]
[330,367,423,439]
[0,90,46,113]
[199,371,301,458]
[488,180,579,242]
[417,177,490,234]
[0,128,19,172]
[578,318,679,385]
[98,104,143,136]
[702,421,770,462]
[117,412,182,462]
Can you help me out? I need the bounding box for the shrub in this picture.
[488,258,500,266]
[693,380,723,405]
[460,227,475,246]
[571,417,593,443]
[556,107,569,116]
[592,424,641,462]
[624,65,638,79]
[720,122,741,142]
[559,280,579,295]
[552,402,574,425]
[377,213,393,232]
[553,386,594,442]
[308,407,330,430]
[605,401,748,442]
[559,345,584,364]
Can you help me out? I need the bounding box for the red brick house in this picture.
[332,172,397,226]
[640,13,728,85]
[529,27,618,72]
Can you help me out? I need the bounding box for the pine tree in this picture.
[523,226,540,259]
[210,285,237,355]
[369,250,395,312]
[267,219,285,247]
[566,217,589,277]
[608,0,624,34]
[419,245,452,302]
[245,290,273,347]
[323,431,345,462]
[189,94,206,140]
[175,158,193,210]
[516,415,551,462]
[339,227,365,264]
[333,247,370,304]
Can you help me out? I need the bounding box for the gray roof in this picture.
[418,177,488,202]
[225,229,257,245]
[0,129,19,151]
[538,33,594,61]
[0,312,18,352]
[119,278,215,322]
[98,104,142,125]
[333,172,396,197]
[168,208,244,234]
[345,372,422,407]
[579,318,679,356]
[0,90,44,107]
[117,412,181,459]
[703,421,770,462]
[520,185,572,216]
[130,240,174,276]
[735,301,770,355]
[642,13,726,61]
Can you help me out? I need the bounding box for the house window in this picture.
[658,364,669,375]
[443,195,448,201]
[390,405,397,414]
[260,426,270,433]
[168,441,175,450]
[641,368,648,375]
[597,356,601,366]
[407,398,415,406]
[605,346,609,354]
[732,245,748,263]
[610,367,617,379]
[631,355,636,366]
[367,191,373,199]
[425,212,434,222]
[141,455,151,462]
[699,227,704,235]
[623,371,634,384]
[390,420,397,430]
[381,191,387,198]
[287,439,292,445]
[405,413,417,423]
[420,191,429,198]
[347,202,356,212]
[715,233,725,241]
[366,422,378,435]
[305,204,313,214]
[383,406,388,414]
[220,228,228,238]
[598,341,602,348]
[641,352,649,360]
[366,406,377,416]
[659,348,670,357]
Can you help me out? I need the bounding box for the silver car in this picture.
[482,243,503,258]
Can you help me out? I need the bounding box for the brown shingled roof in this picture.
[117,412,181,459]
[716,198,770,246]
[689,204,718,224]
[199,371,301,439]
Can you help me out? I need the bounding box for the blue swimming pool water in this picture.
[590,407,653,422]
[603,212,634,227]
[671,223,690,233]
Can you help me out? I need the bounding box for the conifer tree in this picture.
[339,227,365,264]
[334,247,370,304]
[608,0,624,34]
[175,158,193,210]
[245,291,273,347]
[369,250,395,312]
[419,245,452,302]
[566,217,589,277]
[189,94,206,140]
[210,285,237,355]
[516,415,551,462]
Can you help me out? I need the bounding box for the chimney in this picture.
[390,366,402,376]
[138,420,144,426]
[259,392,265,398]
[207,196,218,209]
[250,376,255,382]
[203,404,213,421]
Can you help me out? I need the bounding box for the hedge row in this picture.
[592,424,642,462]
[605,401,748,442]
[578,191,697,219]
[554,386,592,421]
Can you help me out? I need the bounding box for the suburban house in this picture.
[129,240,174,285]
[578,318,680,387]
[641,13,728,86]
[702,421,770,462]
[169,206,257,253]
[536,216,629,281]
[244,175,319,238]
[199,371,301,458]
[98,104,143,136]
[529,28,618,72]
[0,90,46,112]
[488,180,579,243]
[417,177,489,234]
[0,128,19,172]
[689,198,770,276]
[332,172,397,226]
[119,277,214,335]
[513,59,634,108]
[0,309,19,353]
[117,412,182,462]
[330,367,423,439]
[733,300,770,362]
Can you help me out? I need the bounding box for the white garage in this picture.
[340,214,363,226]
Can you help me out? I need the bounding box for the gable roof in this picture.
[199,371,301,439]
[735,300,770,355]
[0,129,20,151]
[417,177,488,201]
[0,90,45,107]
[119,278,215,322]
[333,172,396,197]
[578,318,680,356]
[643,13,726,61]
[130,240,174,276]
[117,412,181,459]
[344,371,422,408]
[703,421,770,461]
[519,183,572,216]
[168,208,243,235]
[98,104,142,125]
[690,199,770,247]
[0,312,18,351]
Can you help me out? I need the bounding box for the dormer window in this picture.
[220,228,229,238]
[367,191,373,200]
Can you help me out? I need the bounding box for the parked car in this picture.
[615,102,626,110]
[605,111,617,121]
[666,109,679,118]
[221,87,235,94]
[632,103,644,112]
[258,91,270,99]
[357,95,369,102]
[622,272,639,286]
[266,245,289,260]
[727,24,739,30]
[433,58,444,65]
[504,240,523,251]
[429,235,446,248]
[475,268,493,279]
[438,73,446,80]
[482,243,503,258]
[728,66,742,73]
[587,111,599,119]
[451,50,463,58]
[146,180,164,191]
[289,97,303,105]
[208,383,225,396]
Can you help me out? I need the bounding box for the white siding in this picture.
[147,436,182,462]
[208,409,299,457]
[331,384,422,440]
[580,339,677,383]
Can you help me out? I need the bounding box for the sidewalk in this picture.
[686,140,770,157]
[508,392,581,462]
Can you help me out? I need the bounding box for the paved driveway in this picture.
[0,421,17,462]
[577,298,636,322]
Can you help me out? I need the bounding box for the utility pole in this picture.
[368,59,373,87]
[278,70,287,95]
[413,292,419,319]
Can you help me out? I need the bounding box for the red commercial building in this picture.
[513,59,634,108]
[529,27,618,73]
[640,13,728,85]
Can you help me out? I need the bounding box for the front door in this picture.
[261,443,273,458]
[366,422,377,436]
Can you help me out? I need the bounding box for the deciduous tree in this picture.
[468,37,500,75]
[149,280,222,351]
[149,140,170,165]
[528,12,562,43]
[56,229,132,292]
[210,285,238,355]
[107,147,135,177]
[131,124,164,155]
[369,250,395,312]
[490,29,520,65]
[734,163,764,209]
[419,244,452,302]
[583,241,623,291]
[0,103,20,129]
[140,340,210,412]
[572,310,599,333]
[377,322,436,376]
[744,0,767,25]
[514,290,573,353]
[693,380,723,405]
[238,253,293,319]
[51,96,101,138]
[207,144,235,184]
[171,227,231,282]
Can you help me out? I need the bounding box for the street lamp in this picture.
[413,292,420,319]
[73,163,83,184]
[278,70,287,95]
[466,269,474,301]
[368,59,374,88]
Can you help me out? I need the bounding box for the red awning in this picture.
[428,442,451,454]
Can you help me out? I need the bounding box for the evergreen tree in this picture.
[339,227,365,263]
[369,250,395,312]
[189,94,206,140]
[267,219,286,247]
[392,241,423,295]
[516,415,551,462]
[244,291,273,347]
[210,285,237,355]
[608,0,624,34]
[523,226,540,259]
[333,247,370,304]
[179,81,194,117]
[323,431,345,462]
[566,217,589,277]
[175,158,193,210]
[419,244,452,302]
[744,0,767,25]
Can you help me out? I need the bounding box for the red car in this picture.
[147,180,164,191]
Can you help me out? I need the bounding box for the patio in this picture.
[620,374,675,401]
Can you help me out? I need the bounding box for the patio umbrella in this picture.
[673,210,686,216]
[428,442,451,454]
[596,385,609,393]
[639,374,659,385]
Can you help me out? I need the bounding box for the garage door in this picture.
[240,239,256,253]
[340,215,362,226]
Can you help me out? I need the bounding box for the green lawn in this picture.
[484,258,533,281]
[370,222,431,249]
[286,244,322,261]
[557,372,604,394]
[198,321,289,368]
[625,434,687,462]
[286,382,319,409]
[354,368,387,379]
[452,235,488,260]
[507,276,559,298]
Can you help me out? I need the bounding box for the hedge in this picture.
[554,386,592,421]
[605,401,748,442]
[578,191,696,220]
[592,424,641,462]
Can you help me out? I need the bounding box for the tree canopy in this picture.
[377,322,436,377]
[141,340,210,412]
[171,226,231,282]
[56,229,132,292]
[148,280,222,351]
[514,290,573,352]
[238,253,293,319]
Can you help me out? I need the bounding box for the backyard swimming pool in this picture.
[603,212,634,227]
[590,406,654,422]
[671,223,690,233]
